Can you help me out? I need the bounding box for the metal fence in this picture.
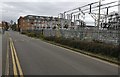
[43,28,120,45]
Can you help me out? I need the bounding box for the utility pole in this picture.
[70,13,73,29]
[97,0,101,41]
[97,0,101,29]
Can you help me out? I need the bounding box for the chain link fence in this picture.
[43,28,119,45]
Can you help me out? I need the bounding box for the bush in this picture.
[44,37,119,59]
[21,31,27,34]
[27,32,36,37]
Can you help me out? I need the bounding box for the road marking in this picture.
[10,37,24,77]
[10,38,18,76]
[41,40,118,67]
[11,38,24,76]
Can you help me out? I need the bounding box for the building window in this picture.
[28,16,33,18]
[31,22,33,24]
[36,17,39,19]
[27,19,29,22]
[34,20,37,22]
[38,20,40,22]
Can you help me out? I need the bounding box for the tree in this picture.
[10,20,13,25]
[2,21,9,31]
[11,22,17,31]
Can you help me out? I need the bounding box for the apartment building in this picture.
[18,15,61,31]
[107,11,120,30]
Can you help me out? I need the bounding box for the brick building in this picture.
[18,16,32,31]
[18,15,60,31]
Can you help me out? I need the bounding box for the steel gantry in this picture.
[58,0,120,30]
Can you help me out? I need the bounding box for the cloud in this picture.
[2,0,96,2]
[1,0,118,26]
[1,2,87,22]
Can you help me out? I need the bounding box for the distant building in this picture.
[18,15,61,31]
[18,15,74,31]
[74,19,86,29]
[107,12,120,30]
[101,11,120,30]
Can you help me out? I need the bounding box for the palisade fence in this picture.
[25,28,120,45]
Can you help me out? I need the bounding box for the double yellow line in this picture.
[9,37,24,77]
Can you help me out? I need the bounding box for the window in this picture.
[38,20,40,22]
[28,16,33,18]
[27,19,29,22]
[34,20,37,22]
[36,17,39,19]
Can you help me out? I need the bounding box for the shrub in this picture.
[44,37,119,60]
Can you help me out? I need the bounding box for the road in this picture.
[3,31,119,75]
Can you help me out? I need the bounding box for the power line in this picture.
[64,1,99,13]
[62,1,118,14]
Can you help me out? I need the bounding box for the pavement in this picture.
[2,31,119,75]
[2,31,9,76]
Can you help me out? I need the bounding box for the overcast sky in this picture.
[0,0,119,25]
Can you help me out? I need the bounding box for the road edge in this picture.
[39,38,119,67]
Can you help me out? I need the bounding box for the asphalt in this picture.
[1,31,9,76]
[7,31,118,75]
